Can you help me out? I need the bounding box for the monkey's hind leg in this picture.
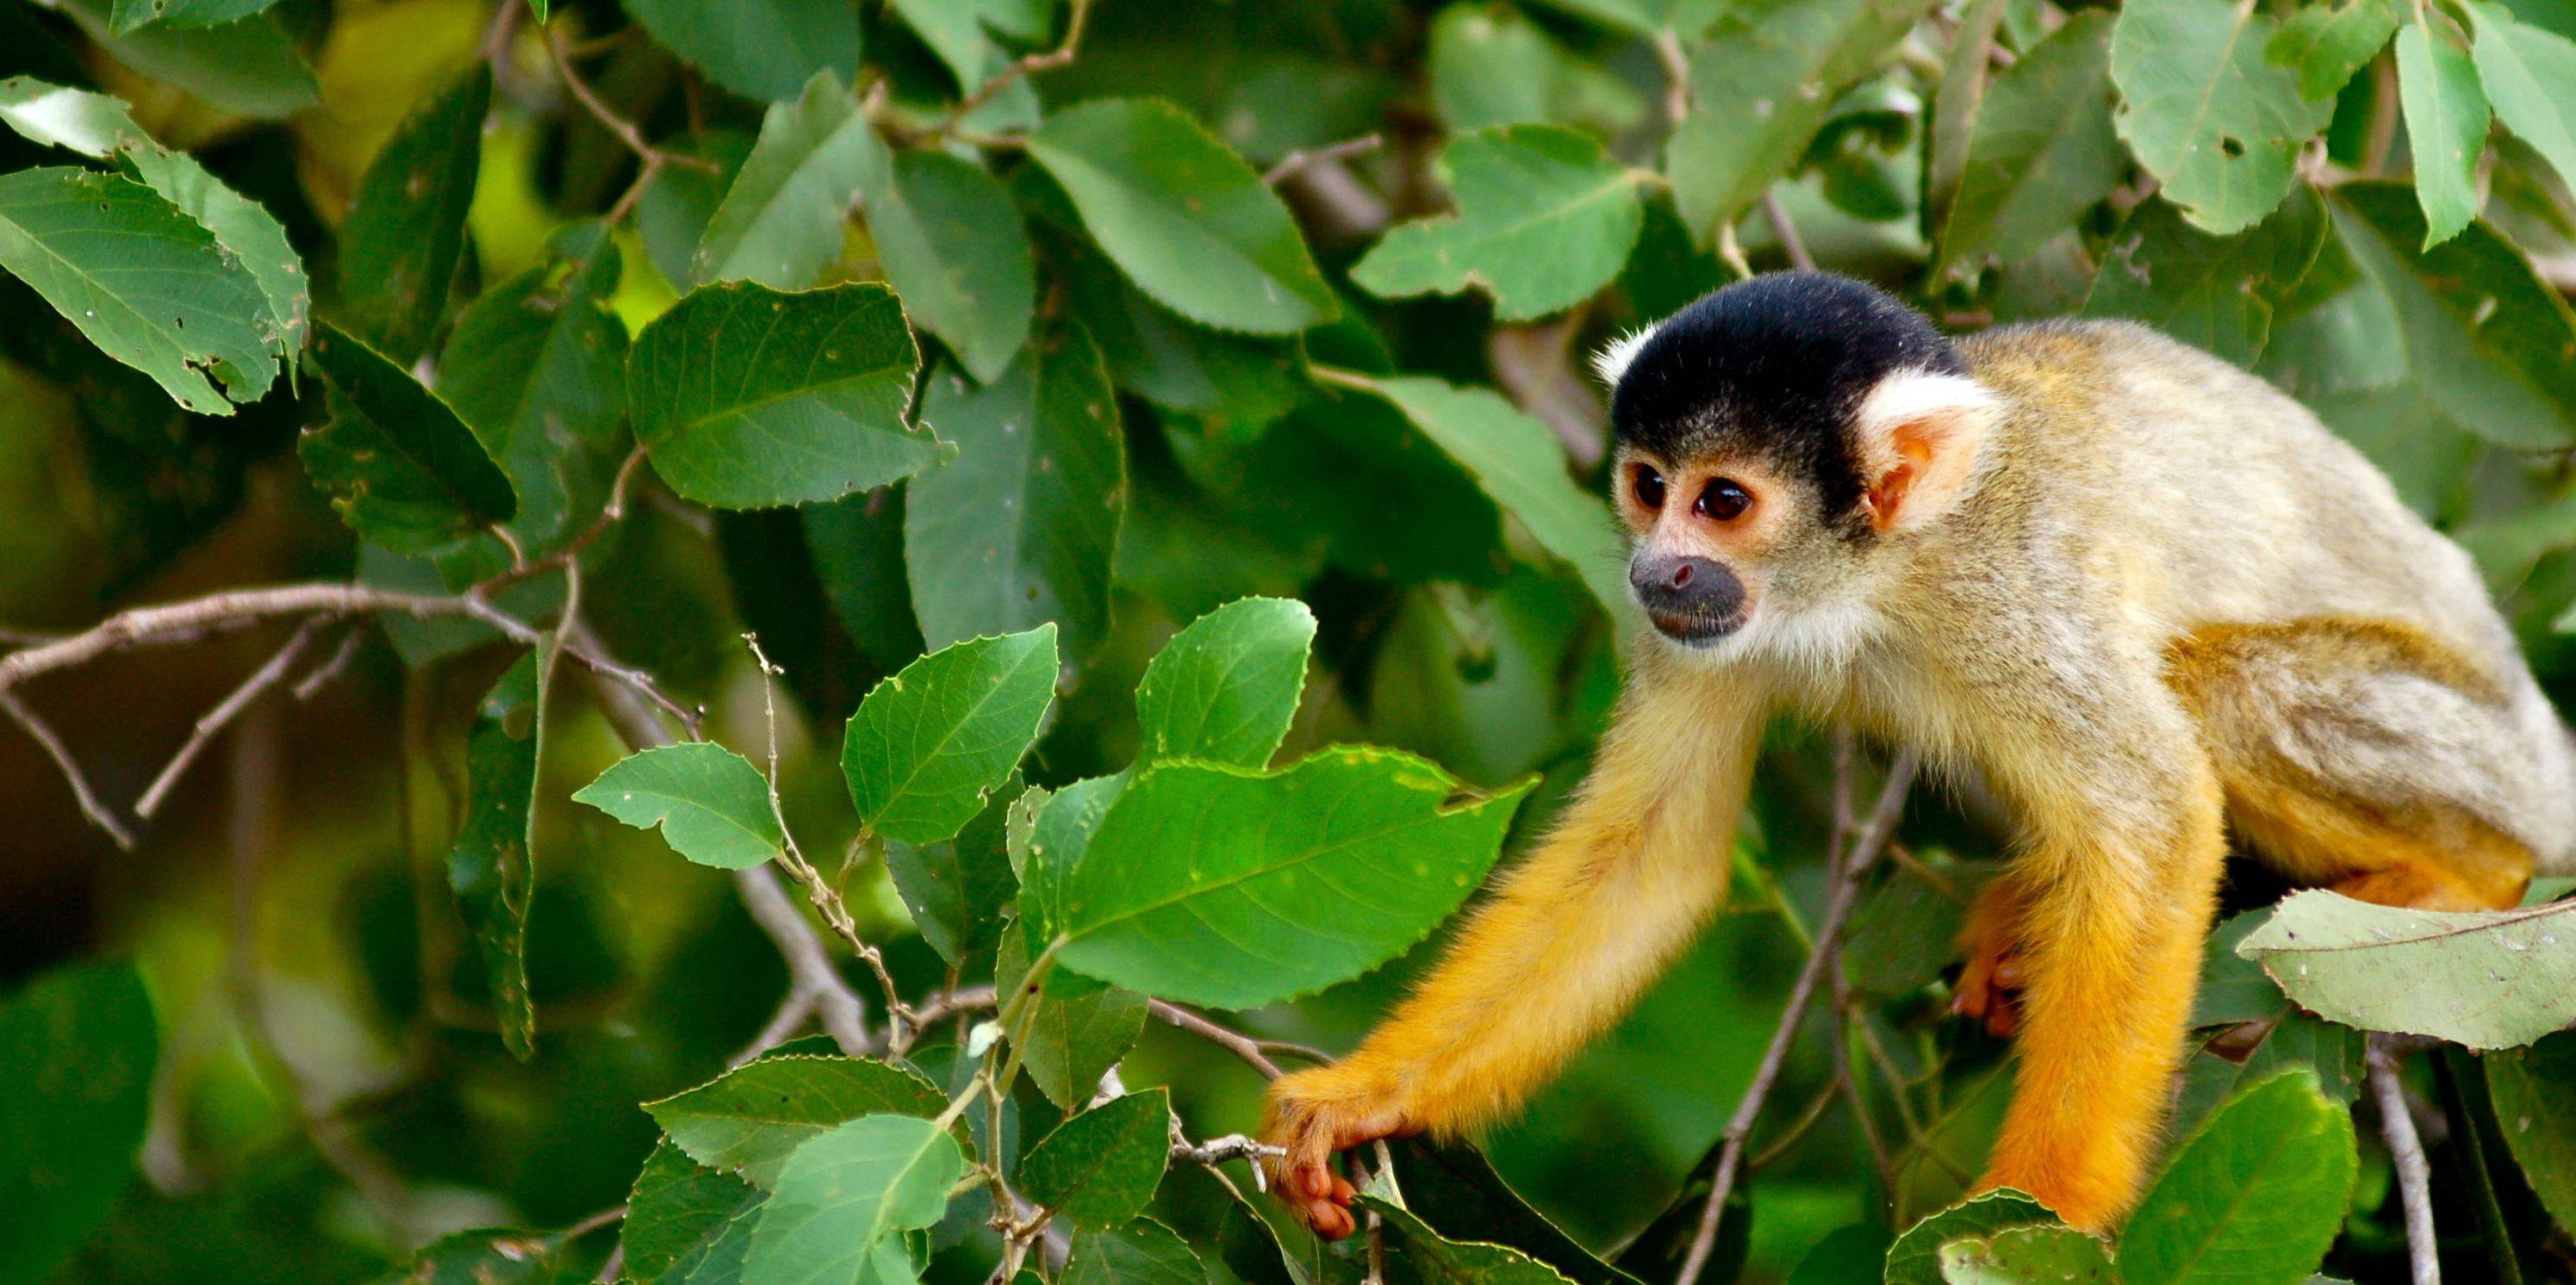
[2168,619,2539,915]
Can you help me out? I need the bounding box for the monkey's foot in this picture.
[1260,1063,1420,1240]
[1953,885,2026,1039]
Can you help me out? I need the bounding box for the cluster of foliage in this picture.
[1,0,2574,1283]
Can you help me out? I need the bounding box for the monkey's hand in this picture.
[1260,1060,1422,1239]
[1953,881,2025,1039]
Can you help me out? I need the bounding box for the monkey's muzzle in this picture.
[1630,554,1748,644]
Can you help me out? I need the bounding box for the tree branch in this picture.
[955,0,1092,117]
[1148,1001,1285,1079]
[1675,744,1920,1285]
[134,618,326,821]
[2369,1036,2442,1285]
[0,688,134,849]
[1265,134,1384,187]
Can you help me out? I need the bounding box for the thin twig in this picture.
[732,990,817,1066]
[291,628,365,702]
[955,0,1092,117]
[1760,192,1815,273]
[913,984,999,1029]
[2369,1036,2442,1285]
[1148,1001,1285,1079]
[1,689,135,849]
[135,618,327,820]
[1652,29,1691,127]
[1173,1133,1287,1170]
[1264,133,1384,186]
[541,22,709,173]
[1675,745,1920,1285]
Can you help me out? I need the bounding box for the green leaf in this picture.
[2110,0,2335,233]
[2082,186,2327,366]
[1064,1220,1204,1285]
[2467,3,2576,195]
[2192,911,2286,1027]
[629,281,937,509]
[336,66,487,363]
[1359,1185,1577,1283]
[1012,961,1148,1112]
[0,962,156,1285]
[0,166,276,414]
[1789,1226,1898,1285]
[2267,0,2401,101]
[1387,1139,1643,1285]
[1012,774,1126,947]
[0,78,309,363]
[300,321,518,550]
[887,0,1041,92]
[905,333,1124,651]
[1936,11,2123,275]
[2236,890,2576,1048]
[572,742,784,871]
[439,222,630,556]
[622,1142,761,1285]
[2395,23,2491,247]
[1427,3,1646,138]
[2118,1071,2355,1285]
[1025,98,1337,335]
[805,487,928,674]
[446,654,544,1060]
[619,0,861,104]
[1884,1190,2052,1285]
[647,1055,951,1188]
[2328,183,2576,448]
[52,0,314,120]
[1135,596,1315,768]
[1664,0,1923,241]
[2486,1032,2576,1229]
[1053,747,1529,1009]
[842,625,1060,845]
[2168,1012,2362,1144]
[1015,1088,1171,1229]
[743,1114,962,1284]
[107,0,277,34]
[1356,374,1630,618]
[697,71,887,291]
[872,151,1035,383]
[374,1232,567,1285]
[885,776,1017,965]
[1353,124,1641,321]
[1934,1224,2112,1283]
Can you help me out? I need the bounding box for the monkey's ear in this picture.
[1853,369,1997,533]
[1590,325,1658,387]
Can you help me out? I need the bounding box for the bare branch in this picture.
[1173,1133,1286,1171]
[2369,1036,2442,1285]
[291,628,365,702]
[1148,1001,1285,1079]
[1265,134,1384,187]
[1,688,135,849]
[1676,744,1920,1285]
[955,0,1092,117]
[1652,29,1691,127]
[1489,312,1608,469]
[135,618,327,821]
[732,990,817,1067]
[1760,192,1816,273]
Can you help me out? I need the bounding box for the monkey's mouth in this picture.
[1646,606,1748,645]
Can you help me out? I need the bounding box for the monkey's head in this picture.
[1596,271,1997,661]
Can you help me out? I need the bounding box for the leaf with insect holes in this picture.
[2083,186,2327,366]
[1134,597,1315,769]
[1353,124,1642,321]
[1025,98,1336,335]
[300,322,519,552]
[0,167,277,414]
[446,655,544,1060]
[629,281,940,509]
[1884,1190,2053,1285]
[842,625,1059,846]
[574,742,783,871]
[2110,0,2333,233]
[2267,0,2400,101]
[1015,1089,1171,1230]
[2236,889,2576,1047]
[646,1054,952,1188]
[1051,748,1529,1008]
[336,66,487,363]
[1936,1224,2113,1283]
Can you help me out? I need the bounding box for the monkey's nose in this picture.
[1628,555,1745,625]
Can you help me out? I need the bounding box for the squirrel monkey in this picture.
[1261,272,2576,1237]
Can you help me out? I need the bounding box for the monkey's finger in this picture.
[1309,1200,1357,1241]
[1328,1173,1358,1205]
[1991,958,2022,990]
[1987,1003,2020,1039]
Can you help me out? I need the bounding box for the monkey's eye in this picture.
[1632,465,1666,511]
[1696,479,1752,521]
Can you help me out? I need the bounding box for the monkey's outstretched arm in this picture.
[1261,665,1766,1237]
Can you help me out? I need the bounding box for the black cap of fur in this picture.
[1610,271,1963,520]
